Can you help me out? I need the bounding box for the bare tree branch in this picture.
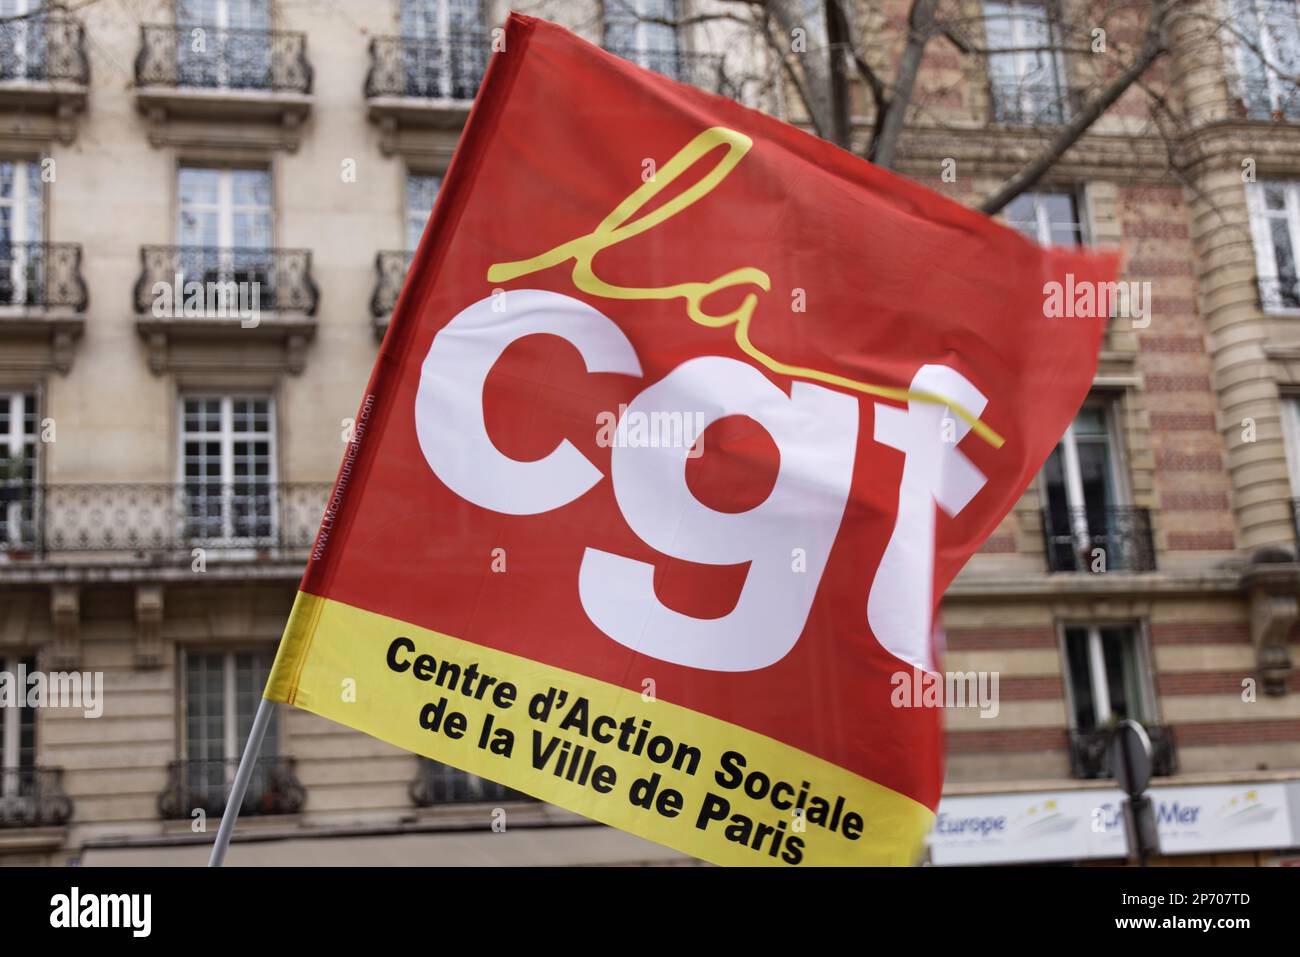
[870,0,941,169]
[615,0,1297,219]
[979,1,1175,215]
[759,9,827,139]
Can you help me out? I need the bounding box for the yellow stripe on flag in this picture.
[265,592,932,866]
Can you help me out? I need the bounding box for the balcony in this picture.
[0,767,73,828]
[1068,725,1178,780]
[0,241,88,373]
[158,756,305,819]
[1041,505,1156,573]
[604,46,745,101]
[365,35,488,154]
[0,481,330,565]
[410,759,536,807]
[134,245,319,374]
[0,16,88,141]
[134,24,312,149]
[989,78,1082,127]
[370,250,413,339]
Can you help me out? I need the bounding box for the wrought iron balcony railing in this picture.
[0,482,330,559]
[1041,505,1156,573]
[0,15,88,85]
[603,45,740,99]
[410,758,536,807]
[158,756,304,819]
[1260,276,1300,311]
[134,24,311,93]
[0,767,73,828]
[989,78,1080,126]
[1068,725,1178,780]
[135,246,319,316]
[365,35,487,101]
[371,250,414,317]
[0,242,87,310]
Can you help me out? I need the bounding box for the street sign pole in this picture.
[1111,719,1159,866]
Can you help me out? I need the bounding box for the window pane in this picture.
[1,393,37,547]
[1234,0,1300,116]
[985,1,1066,124]
[606,0,681,75]
[1100,626,1146,723]
[401,0,443,39]
[178,167,220,206]
[11,656,36,776]
[1073,404,1108,438]
[1063,627,1097,729]
[1042,402,1121,570]
[406,173,441,251]
[1076,438,1115,513]
[1041,445,1077,567]
[1005,193,1039,238]
[185,653,226,764]
[1270,215,1297,282]
[983,2,1016,49]
[1004,191,1081,245]
[235,653,277,757]
[231,170,271,208]
[1043,194,1083,245]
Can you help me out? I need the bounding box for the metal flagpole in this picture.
[208,696,277,867]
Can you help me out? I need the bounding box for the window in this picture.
[399,0,486,99]
[0,159,44,306]
[1282,398,1300,537]
[1041,399,1153,571]
[177,166,271,251]
[1062,624,1175,778]
[984,1,1070,125]
[0,655,35,804]
[180,395,276,545]
[1061,625,1153,730]
[405,172,440,252]
[183,650,278,808]
[0,1,48,81]
[604,0,682,80]
[1005,190,1084,246]
[1232,0,1300,119]
[175,0,272,90]
[0,391,36,550]
[401,0,482,41]
[177,0,270,30]
[411,757,535,806]
[176,166,272,304]
[1246,181,1300,310]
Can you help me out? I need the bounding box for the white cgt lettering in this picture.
[414,289,641,515]
[579,356,858,672]
[869,365,989,673]
[416,291,988,675]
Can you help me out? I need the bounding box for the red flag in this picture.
[266,13,1118,865]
